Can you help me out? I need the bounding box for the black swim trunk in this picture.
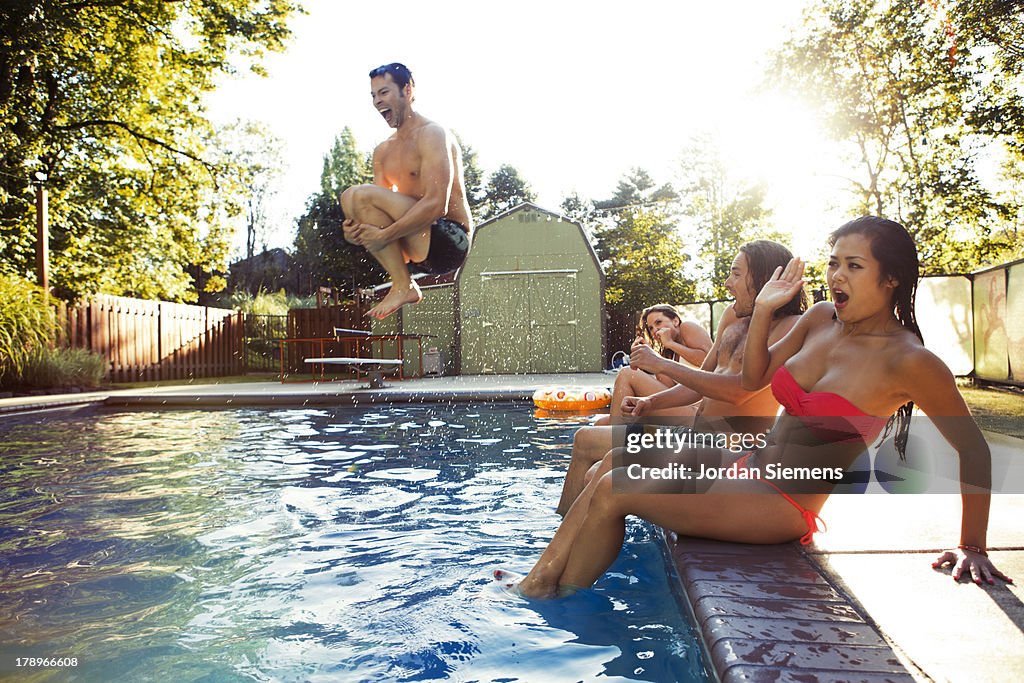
[410,218,470,275]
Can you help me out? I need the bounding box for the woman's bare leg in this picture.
[517,451,621,598]
[607,367,699,421]
[609,368,668,417]
[555,471,809,590]
[557,427,615,515]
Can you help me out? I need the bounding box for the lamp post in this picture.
[31,170,48,297]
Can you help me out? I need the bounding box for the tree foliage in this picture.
[479,164,536,221]
[319,127,372,201]
[594,167,677,211]
[292,128,378,297]
[0,0,301,300]
[454,132,485,218]
[587,169,695,312]
[770,0,1023,272]
[951,0,1024,78]
[559,192,593,227]
[599,206,695,312]
[214,119,285,260]
[677,134,779,299]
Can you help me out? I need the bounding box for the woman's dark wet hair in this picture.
[740,240,809,319]
[369,63,414,90]
[829,216,923,459]
[638,304,683,358]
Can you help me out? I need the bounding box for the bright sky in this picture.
[206,0,850,259]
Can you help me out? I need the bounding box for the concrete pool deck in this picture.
[2,373,1022,682]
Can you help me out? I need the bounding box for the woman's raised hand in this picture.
[754,257,805,312]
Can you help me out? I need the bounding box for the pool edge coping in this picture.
[659,531,927,682]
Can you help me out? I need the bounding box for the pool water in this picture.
[0,403,709,682]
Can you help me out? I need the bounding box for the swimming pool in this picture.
[0,403,709,682]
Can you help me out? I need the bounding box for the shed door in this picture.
[528,272,578,372]
[479,274,530,374]
[477,270,578,373]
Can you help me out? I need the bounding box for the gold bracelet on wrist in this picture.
[958,544,988,556]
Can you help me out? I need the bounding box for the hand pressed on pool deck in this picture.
[521,216,1011,599]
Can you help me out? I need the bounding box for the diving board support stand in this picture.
[304,357,403,389]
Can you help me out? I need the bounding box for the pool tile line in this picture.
[661,532,926,682]
[0,394,110,416]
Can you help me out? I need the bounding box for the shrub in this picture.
[219,288,316,315]
[0,273,55,385]
[15,346,108,390]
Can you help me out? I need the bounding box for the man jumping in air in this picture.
[340,63,474,320]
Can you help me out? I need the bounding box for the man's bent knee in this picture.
[340,184,375,216]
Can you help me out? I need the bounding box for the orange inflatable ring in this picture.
[532,386,611,412]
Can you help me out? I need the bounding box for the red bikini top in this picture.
[771,365,887,443]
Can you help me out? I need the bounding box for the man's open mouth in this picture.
[379,108,392,123]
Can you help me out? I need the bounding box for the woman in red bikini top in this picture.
[741,217,1005,584]
[511,216,1009,600]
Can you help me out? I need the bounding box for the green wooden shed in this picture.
[457,203,605,374]
[371,203,605,375]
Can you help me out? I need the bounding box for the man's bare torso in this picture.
[699,317,779,419]
[375,118,473,229]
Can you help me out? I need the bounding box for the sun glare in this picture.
[712,92,848,253]
[716,93,829,187]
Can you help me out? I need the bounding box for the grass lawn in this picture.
[958,380,1024,439]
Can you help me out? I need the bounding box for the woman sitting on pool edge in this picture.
[504,216,1010,598]
[594,304,713,426]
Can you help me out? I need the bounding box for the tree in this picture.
[0,0,300,300]
[292,129,379,296]
[214,120,285,260]
[319,127,372,201]
[770,0,1021,273]
[677,134,778,299]
[952,1,1024,77]
[479,164,536,221]
[454,132,485,217]
[594,167,677,212]
[589,169,695,312]
[600,207,695,312]
[559,192,592,225]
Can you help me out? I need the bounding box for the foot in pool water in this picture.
[492,569,575,599]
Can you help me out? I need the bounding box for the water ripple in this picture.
[0,403,707,681]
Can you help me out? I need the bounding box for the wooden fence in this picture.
[282,304,369,375]
[57,295,244,382]
[287,303,368,339]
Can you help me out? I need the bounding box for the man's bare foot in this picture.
[366,281,422,319]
